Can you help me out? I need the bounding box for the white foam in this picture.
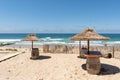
[45,41,66,44]
[43,37,63,41]
[106,41,120,46]
[0,38,118,46]
[0,39,21,43]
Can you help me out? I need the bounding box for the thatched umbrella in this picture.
[22,34,42,49]
[70,28,110,55]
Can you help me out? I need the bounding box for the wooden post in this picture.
[79,41,81,56]
[113,46,114,58]
[87,40,90,54]
[31,40,33,49]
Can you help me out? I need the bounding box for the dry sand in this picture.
[0,48,120,80]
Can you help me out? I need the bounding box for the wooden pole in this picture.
[31,40,34,58]
[32,40,33,49]
[113,46,114,58]
[79,40,81,56]
[87,40,90,54]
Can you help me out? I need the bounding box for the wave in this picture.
[0,39,21,43]
[106,41,120,46]
[0,38,120,46]
[42,37,64,41]
[16,41,103,46]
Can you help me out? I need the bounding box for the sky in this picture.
[0,0,120,33]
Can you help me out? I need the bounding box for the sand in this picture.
[0,48,120,80]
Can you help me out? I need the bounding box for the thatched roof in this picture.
[70,28,110,40]
[22,34,42,41]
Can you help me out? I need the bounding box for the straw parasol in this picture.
[22,34,43,49]
[70,28,110,56]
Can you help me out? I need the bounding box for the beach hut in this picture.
[22,34,43,59]
[70,28,110,74]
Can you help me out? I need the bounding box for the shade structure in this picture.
[22,34,43,49]
[70,28,110,55]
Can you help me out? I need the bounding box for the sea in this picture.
[0,33,120,47]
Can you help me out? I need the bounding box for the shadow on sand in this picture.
[30,55,51,60]
[81,63,120,75]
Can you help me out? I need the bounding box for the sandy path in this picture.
[0,52,120,80]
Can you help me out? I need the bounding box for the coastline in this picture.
[3,43,120,59]
[0,43,119,80]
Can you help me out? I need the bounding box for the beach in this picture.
[0,33,120,80]
[1,0,120,79]
[0,46,120,80]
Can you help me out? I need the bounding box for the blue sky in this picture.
[0,0,120,33]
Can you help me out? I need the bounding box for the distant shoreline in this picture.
[0,33,119,47]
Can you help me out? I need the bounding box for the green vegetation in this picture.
[5,49,18,51]
[0,43,14,46]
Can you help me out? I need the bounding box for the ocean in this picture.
[0,33,120,46]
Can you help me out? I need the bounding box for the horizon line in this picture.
[0,32,120,34]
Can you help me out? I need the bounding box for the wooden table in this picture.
[85,51,101,75]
